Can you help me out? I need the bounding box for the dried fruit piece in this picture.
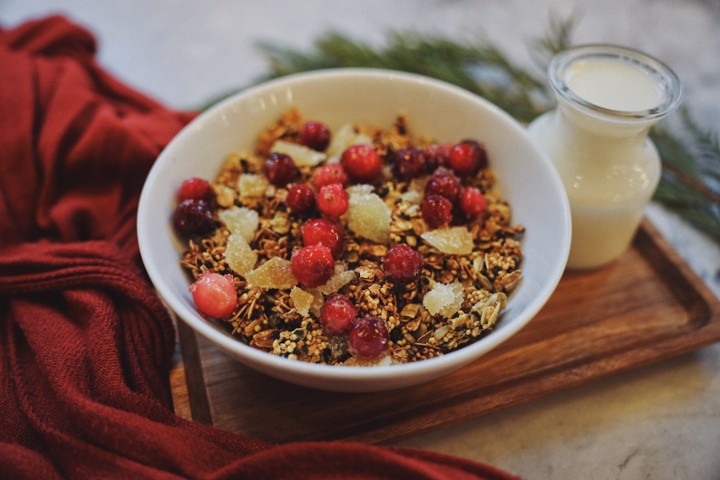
[425,168,461,203]
[290,286,315,317]
[320,293,357,335]
[317,266,356,295]
[286,183,316,214]
[189,273,237,319]
[317,183,349,218]
[347,316,389,360]
[421,226,474,255]
[391,147,426,180]
[341,144,383,183]
[459,187,487,219]
[238,173,268,198]
[225,233,257,276]
[301,218,345,258]
[312,163,348,189]
[347,187,391,243]
[270,139,326,167]
[263,152,298,187]
[177,177,215,204]
[423,281,464,318]
[382,244,423,284]
[421,195,453,229]
[300,121,332,151]
[219,206,259,242]
[173,199,214,236]
[291,244,335,288]
[245,257,297,289]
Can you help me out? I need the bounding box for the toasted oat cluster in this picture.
[176,109,524,365]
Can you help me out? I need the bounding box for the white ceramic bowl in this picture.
[138,69,571,392]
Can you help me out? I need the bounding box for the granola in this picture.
[177,109,524,365]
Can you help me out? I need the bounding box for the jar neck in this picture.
[556,98,656,140]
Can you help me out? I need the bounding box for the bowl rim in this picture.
[138,67,571,383]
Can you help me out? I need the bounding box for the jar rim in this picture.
[549,44,683,122]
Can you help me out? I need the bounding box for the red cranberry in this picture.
[316,183,349,218]
[172,199,214,236]
[286,183,316,214]
[301,218,345,258]
[291,244,335,288]
[391,147,426,181]
[448,140,486,177]
[382,244,423,284]
[340,144,383,183]
[263,152,298,186]
[312,163,348,189]
[177,177,215,204]
[320,294,357,336]
[424,168,461,203]
[422,195,453,228]
[189,273,237,319]
[300,121,332,151]
[459,139,488,170]
[423,143,451,172]
[347,316,389,360]
[459,187,487,220]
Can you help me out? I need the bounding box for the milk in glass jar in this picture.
[527,45,682,269]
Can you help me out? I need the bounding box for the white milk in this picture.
[527,46,682,269]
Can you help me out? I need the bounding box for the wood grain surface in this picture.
[169,221,720,444]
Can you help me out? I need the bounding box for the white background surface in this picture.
[3,1,719,478]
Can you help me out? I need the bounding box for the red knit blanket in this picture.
[0,15,518,479]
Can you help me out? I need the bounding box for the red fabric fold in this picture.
[0,15,518,479]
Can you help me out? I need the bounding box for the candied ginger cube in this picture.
[219,206,258,242]
[423,281,464,318]
[317,263,356,295]
[421,227,474,255]
[290,287,315,317]
[244,257,297,289]
[225,233,257,276]
[347,188,391,244]
[238,174,268,198]
[270,140,326,167]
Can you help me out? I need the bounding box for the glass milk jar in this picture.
[527,45,682,269]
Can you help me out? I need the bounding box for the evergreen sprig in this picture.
[207,18,720,244]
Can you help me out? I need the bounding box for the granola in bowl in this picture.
[173,108,524,366]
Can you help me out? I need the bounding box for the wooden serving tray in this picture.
[169,220,720,444]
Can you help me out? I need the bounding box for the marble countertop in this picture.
[3,0,719,478]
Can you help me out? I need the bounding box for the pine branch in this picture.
[202,18,720,244]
